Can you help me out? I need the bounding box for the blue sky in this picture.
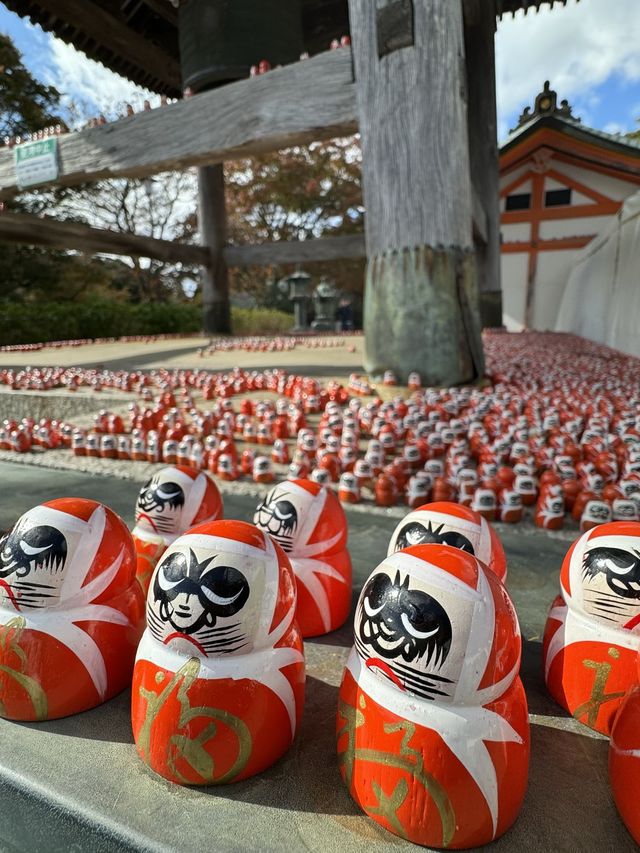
[0,0,638,142]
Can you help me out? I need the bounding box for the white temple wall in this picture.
[538,216,612,240]
[531,251,577,330]
[500,253,528,330]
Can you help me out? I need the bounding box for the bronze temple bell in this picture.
[179,0,305,92]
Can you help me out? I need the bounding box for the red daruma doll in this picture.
[0,499,144,720]
[543,522,640,735]
[337,544,529,848]
[131,466,223,595]
[609,651,640,843]
[253,479,352,637]
[131,520,305,784]
[387,501,507,582]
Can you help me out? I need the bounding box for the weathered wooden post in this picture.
[198,164,231,335]
[349,0,484,384]
[464,0,503,328]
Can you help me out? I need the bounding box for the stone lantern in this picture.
[311,277,338,331]
[282,270,311,332]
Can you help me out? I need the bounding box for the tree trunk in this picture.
[198,164,231,335]
[349,0,484,383]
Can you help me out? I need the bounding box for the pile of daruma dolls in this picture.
[1,331,640,536]
[1,460,640,847]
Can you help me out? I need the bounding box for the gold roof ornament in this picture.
[514,81,580,131]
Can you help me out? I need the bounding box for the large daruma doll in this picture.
[253,479,352,637]
[131,520,305,785]
[543,521,640,735]
[132,466,223,594]
[0,498,144,720]
[337,544,529,849]
[609,651,640,844]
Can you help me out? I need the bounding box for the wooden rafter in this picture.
[0,50,357,200]
[0,211,366,270]
[15,0,181,92]
[224,234,365,267]
[0,212,209,265]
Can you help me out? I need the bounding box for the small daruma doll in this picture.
[387,501,507,582]
[131,520,305,785]
[0,499,144,720]
[132,466,223,594]
[543,522,640,735]
[337,544,529,848]
[253,479,351,637]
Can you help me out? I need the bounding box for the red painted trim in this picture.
[500,127,640,177]
[502,235,595,253]
[544,167,617,205]
[501,199,620,224]
[500,169,536,198]
[551,150,640,186]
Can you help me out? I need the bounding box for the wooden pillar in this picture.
[198,164,231,335]
[464,0,503,329]
[349,0,484,385]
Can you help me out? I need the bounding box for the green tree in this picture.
[53,171,199,304]
[222,136,365,310]
[626,121,640,143]
[0,34,62,140]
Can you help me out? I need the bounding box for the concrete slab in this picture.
[0,335,365,377]
[0,462,633,852]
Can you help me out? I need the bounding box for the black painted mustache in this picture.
[146,605,248,654]
[354,635,454,701]
[582,589,640,623]
[137,513,178,533]
[0,579,59,609]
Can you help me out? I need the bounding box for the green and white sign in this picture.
[14,138,59,189]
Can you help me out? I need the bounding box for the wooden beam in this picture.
[28,0,181,91]
[0,212,209,265]
[141,0,179,25]
[223,234,366,267]
[0,50,357,199]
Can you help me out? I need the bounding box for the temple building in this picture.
[499,82,640,331]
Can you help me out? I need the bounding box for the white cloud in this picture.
[42,35,153,124]
[602,121,626,135]
[496,0,640,135]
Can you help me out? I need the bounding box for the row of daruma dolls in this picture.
[4,400,638,526]
[1,465,640,846]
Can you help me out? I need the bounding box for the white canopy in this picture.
[556,191,640,357]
